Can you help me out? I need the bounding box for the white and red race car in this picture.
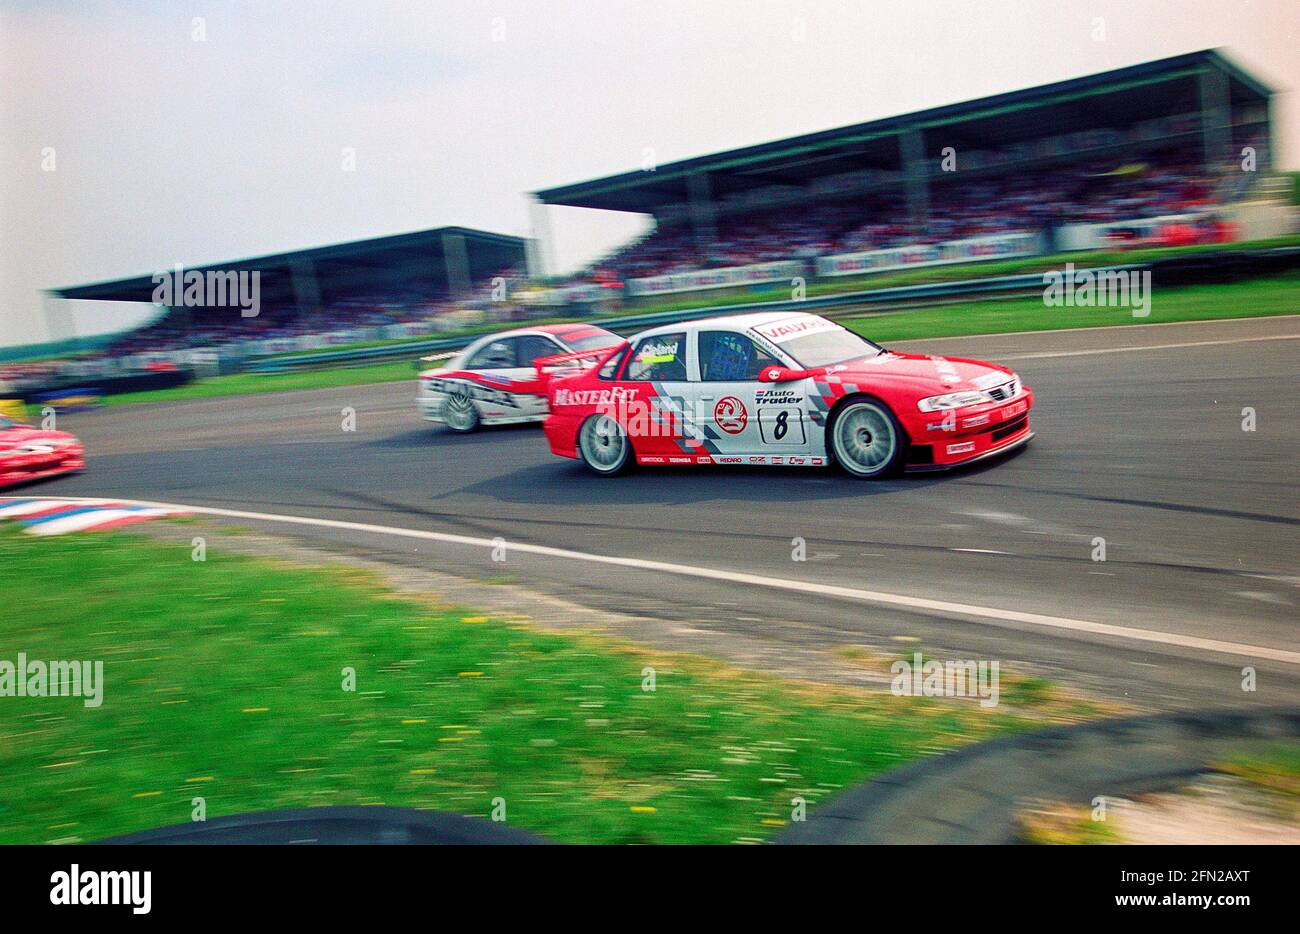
[538,312,1034,478]
[418,323,621,432]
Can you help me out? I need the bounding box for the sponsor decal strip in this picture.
[14,496,1294,667]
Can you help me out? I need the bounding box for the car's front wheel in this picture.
[577,414,632,476]
[829,398,905,479]
[441,387,481,433]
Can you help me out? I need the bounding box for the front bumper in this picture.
[903,389,1034,471]
[0,450,85,488]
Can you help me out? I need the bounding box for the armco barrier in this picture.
[246,245,1299,374]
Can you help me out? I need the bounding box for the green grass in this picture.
[840,273,1299,343]
[1216,744,1300,800]
[101,360,418,406]
[67,267,1300,409]
[0,527,1100,844]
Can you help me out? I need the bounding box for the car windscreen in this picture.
[781,326,884,369]
[0,417,15,430]
[562,329,621,352]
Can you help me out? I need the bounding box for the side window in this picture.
[465,338,517,370]
[626,332,687,381]
[598,346,628,381]
[517,335,563,367]
[698,331,779,381]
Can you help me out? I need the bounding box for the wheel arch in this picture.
[824,392,910,477]
[825,391,912,447]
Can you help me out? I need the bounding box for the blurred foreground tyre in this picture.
[95,806,551,845]
[441,388,481,432]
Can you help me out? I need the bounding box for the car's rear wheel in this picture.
[829,398,905,479]
[442,388,480,433]
[577,414,632,476]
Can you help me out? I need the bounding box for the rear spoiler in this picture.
[532,342,626,376]
[418,351,459,363]
[510,342,627,398]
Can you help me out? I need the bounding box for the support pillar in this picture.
[900,128,930,237]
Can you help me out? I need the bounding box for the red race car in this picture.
[537,312,1033,478]
[0,415,85,488]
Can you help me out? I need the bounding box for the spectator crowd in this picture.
[584,147,1220,283]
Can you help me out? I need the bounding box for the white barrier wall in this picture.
[815,232,1043,278]
[516,283,606,306]
[1055,213,1206,252]
[626,260,806,296]
[1223,200,1297,241]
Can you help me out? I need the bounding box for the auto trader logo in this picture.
[713,396,748,434]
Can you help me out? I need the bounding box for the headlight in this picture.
[917,391,990,412]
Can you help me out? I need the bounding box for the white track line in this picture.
[998,333,1300,361]
[7,495,1298,667]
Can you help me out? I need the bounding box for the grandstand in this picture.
[47,227,527,356]
[534,49,1274,296]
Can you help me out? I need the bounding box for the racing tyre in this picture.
[577,414,632,476]
[829,398,905,479]
[442,387,481,433]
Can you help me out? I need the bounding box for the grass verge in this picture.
[841,272,1299,343]
[102,360,417,406]
[1215,744,1300,807]
[0,526,1101,844]
[90,273,1299,408]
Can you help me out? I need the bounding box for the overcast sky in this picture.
[1,0,1295,347]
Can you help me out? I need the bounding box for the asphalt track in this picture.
[35,315,1300,710]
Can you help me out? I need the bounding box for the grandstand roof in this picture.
[535,49,1272,214]
[51,226,526,308]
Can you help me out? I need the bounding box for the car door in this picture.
[691,329,810,464]
[621,331,694,462]
[461,336,533,420]
[514,334,568,418]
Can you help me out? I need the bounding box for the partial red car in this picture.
[537,312,1033,478]
[0,415,85,488]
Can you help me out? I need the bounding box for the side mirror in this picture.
[758,365,817,383]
